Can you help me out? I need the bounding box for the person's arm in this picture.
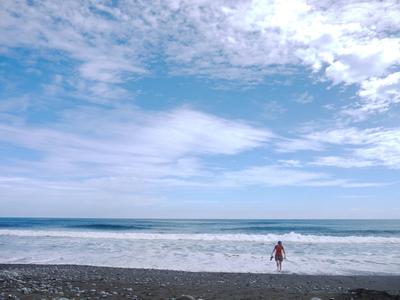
[283,247,287,259]
[270,246,276,259]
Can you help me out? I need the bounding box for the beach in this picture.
[1,264,400,299]
[1,219,400,299]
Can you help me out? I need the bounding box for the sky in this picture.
[0,0,399,218]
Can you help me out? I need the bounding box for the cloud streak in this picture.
[304,127,400,169]
[0,106,273,186]
[0,104,381,209]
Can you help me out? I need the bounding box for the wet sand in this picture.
[0,264,399,299]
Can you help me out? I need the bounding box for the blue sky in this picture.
[0,0,399,218]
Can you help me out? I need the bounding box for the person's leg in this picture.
[275,260,279,271]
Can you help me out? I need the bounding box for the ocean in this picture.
[0,218,399,275]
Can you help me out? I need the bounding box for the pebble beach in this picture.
[1,264,399,300]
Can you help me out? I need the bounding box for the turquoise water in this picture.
[1,218,399,274]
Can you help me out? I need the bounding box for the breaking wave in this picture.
[1,229,399,244]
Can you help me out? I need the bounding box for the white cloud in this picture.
[311,156,375,168]
[277,159,302,167]
[1,0,399,112]
[294,92,314,104]
[139,109,272,156]
[306,127,379,145]
[360,72,400,103]
[79,59,146,83]
[354,130,400,169]
[325,39,400,84]
[307,127,400,169]
[0,0,148,101]
[275,137,325,153]
[1,104,381,207]
[0,106,276,208]
[216,165,379,188]
[262,100,286,118]
[220,165,325,186]
[268,125,400,169]
[0,107,271,181]
[343,72,400,120]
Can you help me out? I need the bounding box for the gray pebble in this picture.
[177,295,196,300]
[21,288,32,295]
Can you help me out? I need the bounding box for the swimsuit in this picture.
[274,245,284,261]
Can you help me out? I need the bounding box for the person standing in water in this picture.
[270,241,286,272]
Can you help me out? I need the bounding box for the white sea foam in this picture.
[0,229,399,244]
[1,229,400,275]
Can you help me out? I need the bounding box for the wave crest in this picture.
[0,229,399,244]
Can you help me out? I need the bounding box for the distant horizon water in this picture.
[2,217,399,220]
[1,218,399,275]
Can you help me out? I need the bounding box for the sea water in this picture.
[0,218,399,275]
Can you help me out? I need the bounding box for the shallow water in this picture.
[1,218,399,275]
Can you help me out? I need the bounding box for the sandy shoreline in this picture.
[0,264,399,300]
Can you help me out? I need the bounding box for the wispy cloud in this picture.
[262,100,286,119]
[266,124,400,169]
[215,165,381,188]
[305,127,400,169]
[1,103,383,208]
[0,107,271,183]
[294,92,314,104]
[275,137,325,153]
[311,156,375,168]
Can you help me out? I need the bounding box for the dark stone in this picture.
[349,288,400,299]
